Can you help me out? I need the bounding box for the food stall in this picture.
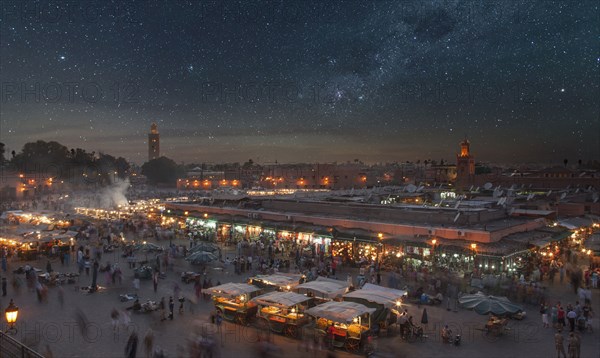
[306,301,375,353]
[294,276,348,304]
[252,291,313,338]
[248,273,304,292]
[344,283,407,335]
[207,283,262,325]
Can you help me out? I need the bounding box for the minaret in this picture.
[456,138,475,189]
[148,123,160,161]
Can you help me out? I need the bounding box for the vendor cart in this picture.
[306,301,375,354]
[344,283,407,336]
[295,276,348,305]
[207,283,262,325]
[252,291,312,338]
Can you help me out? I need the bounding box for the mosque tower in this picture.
[148,123,160,161]
[455,138,475,188]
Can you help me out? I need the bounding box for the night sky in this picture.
[1,1,598,165]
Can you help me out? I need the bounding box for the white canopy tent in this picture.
[249,273,304,289]
[344,284,407,309]
[295,276,348,299]
[251,291,312,309]
[306,301,376,323]
[207,283,261,299]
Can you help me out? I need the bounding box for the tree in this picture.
[7,140,130,186]
[0,142,5,164]
[141,157,184,185]
[242,159,254,169]
[563,158,568,168]
[10,140,70,173]
[115,157,130,178]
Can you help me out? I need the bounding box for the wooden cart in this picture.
[208,283,262,325]
[343,283,408,337]
[306,301,375,354]
[252,291,312,338]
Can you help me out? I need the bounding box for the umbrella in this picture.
[458,292,523,316]
[189,242,219,253]
[134,242,163,252]
[421,308,428,324]
[185,251,218,265]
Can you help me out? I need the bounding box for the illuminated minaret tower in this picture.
[148,123,160,161]
[456,138,475,189]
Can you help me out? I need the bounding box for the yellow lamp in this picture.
[5,299,18,334]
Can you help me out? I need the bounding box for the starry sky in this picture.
[1,0,598,165]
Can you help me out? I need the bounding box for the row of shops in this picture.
[158,211,598,276]
[62,206,600,278]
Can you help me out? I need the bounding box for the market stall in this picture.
[252,291,312,338]
[343,283,407,335]
[207,283,262,325]
[295,276,348,303]
[306,301,375,353]
[248,273,304,292]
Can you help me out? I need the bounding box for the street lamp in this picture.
[431,239,438,268]
[5,299,18,334]
[377,233,383,267]
[470,243,478,271]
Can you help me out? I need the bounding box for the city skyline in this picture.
[1,1,599,165]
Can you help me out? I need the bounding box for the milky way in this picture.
[1,0,598,164]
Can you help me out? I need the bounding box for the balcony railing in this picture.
[0,331,44,358]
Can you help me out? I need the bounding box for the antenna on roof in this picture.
[453,212,461,223]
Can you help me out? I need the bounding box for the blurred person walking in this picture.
[1,276,7,296]
[168,297,174,320]
[143,329,154,358]
[554,332,567,358]
[125,331,139,358]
